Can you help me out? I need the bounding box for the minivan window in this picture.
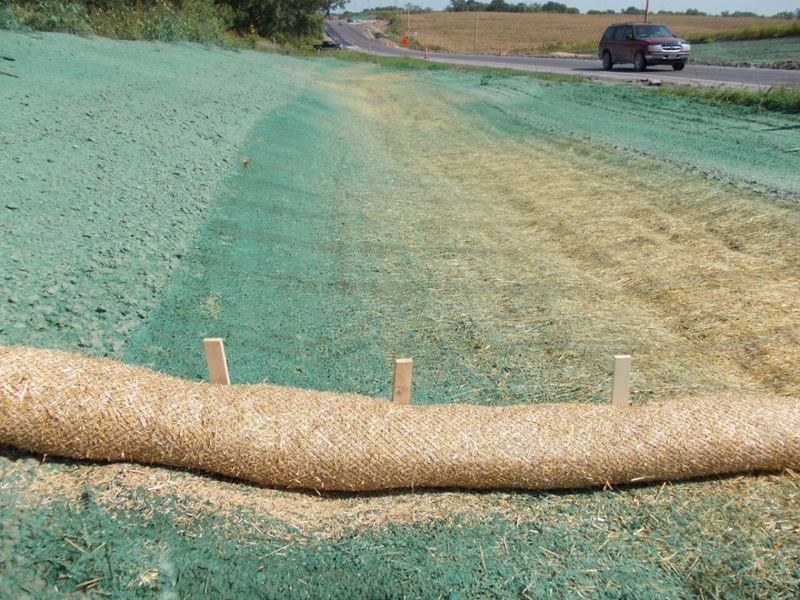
[613,26,630,41]
[602,26,616,41]
[634,24,674,38]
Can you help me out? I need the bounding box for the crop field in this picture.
[2,30,800,597]
[393,12,796,53]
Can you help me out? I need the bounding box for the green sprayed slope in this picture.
[0,31,317,357]
[126,64,800,405]
[691,37,800,66]
[124,82,399,396]
[451,72,800,197]
[123,71,551,404]
[3,455,799,598]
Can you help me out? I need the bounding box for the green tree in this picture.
[222,0,348,37]
[486,0,508,10]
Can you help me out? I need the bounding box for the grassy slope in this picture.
[688,20,800,42]
[2,31,800,597]
[691,36,800,65]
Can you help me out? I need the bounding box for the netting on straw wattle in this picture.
[1,345,798,492]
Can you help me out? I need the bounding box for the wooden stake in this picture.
[612,354,631,407]
[203,338,231,385]
[392,358,413,404]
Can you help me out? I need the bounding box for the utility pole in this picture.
[474,9,479,54]
[644,0,649,23]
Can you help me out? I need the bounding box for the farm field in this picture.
[2,30,800,596]
[691,36,800,66]
[393,12,797,54]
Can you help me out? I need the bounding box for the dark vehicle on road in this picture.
[314,40,344,50]
[598,23,691,71]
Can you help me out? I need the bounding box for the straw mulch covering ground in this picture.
[1,345,798,492]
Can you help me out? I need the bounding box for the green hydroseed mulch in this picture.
[2,450,799,598]
[125,65,800,401]
[2,463,798,598]
[691,37,800,66]
[123,72,594,405]
[124,85,407,398]
[0,30,318,358]
[2,31,800,597]
[456,72,800,195]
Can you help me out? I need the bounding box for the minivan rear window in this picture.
[602,27,616,41]
[612,26,630,41]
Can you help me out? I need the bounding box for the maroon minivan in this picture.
[598,23,691,71]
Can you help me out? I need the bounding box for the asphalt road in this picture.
[327,20,800,90]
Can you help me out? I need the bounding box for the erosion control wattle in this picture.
[1,346,798,492]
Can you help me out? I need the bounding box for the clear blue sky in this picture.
[343,0,798,16]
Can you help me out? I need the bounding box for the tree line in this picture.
[2,0,350,39]
[447,1,578,13]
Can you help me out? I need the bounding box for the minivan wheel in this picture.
[602,51,613,70]
[672,60,686,71]
[633,51,647,71]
